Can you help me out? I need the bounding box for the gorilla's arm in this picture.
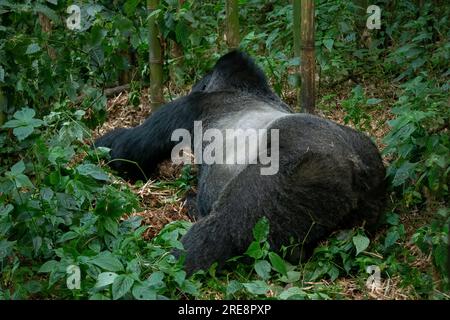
[94,93,204,180]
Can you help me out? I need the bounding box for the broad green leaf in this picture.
[57,231,79,243]
[323,39,334,51]
[48,146,75,165]
[252,217,269,242]
[95,272,118,287]
[0,204,14,216]
[103,217,118,236]
[91,252,124,272]
[268,252,287,276]
[112,275,134,300]
[2,108,43,140]
[132,284,157,300]
[14,173,33,188]
[23,280,42,294]
[173,270,186,287]
[147,271,164,288]
[124,0,140,16]
[38,260,59,273]
[245,242,263,259]
[226,280,243,296]
[254,260,271,280]
[32,236,42,255]
[352,234,370,255]
[242,280,270,295]
[366,98,383,105]
[76,164,109,181]
[34,4,59,22]
[280,270,301,283]
[384,229,399,249]
[26,43,41,55]
[0,240,15,259]
[89,293,110,300]
[392,161,417,187]
[279,286,306,300]
[13,126,34,141]
[10,160,25,175]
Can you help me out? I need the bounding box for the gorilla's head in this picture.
[191,51,272,96]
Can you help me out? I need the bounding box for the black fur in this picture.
[95,51,386,274]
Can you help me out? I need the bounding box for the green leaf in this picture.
[254,260,271,280]
[76,164,109,181]
[280,270,301,283]
[103,217,118,236]
[91,252,124,272]
[38,260,59,273]
[0,240,15,259]
[13,126,34,141]
[245,241,263,259]
[352,234,370,255]
[175,21,189,47]
[242,280,270,295]
[24,280,42,294]
[173,270,186,287]
[15,173,34,188]
[323,39,334,51]
[48,146,75,165]
[0,66,4,82]
[268,252,287,276]
[15,108,38,122]
[433,244,447,273]
[2,108,43,141]
[33,236,42,255]
[112,275,134,300]
[226,280,243,296]
[392,161,417,187]
[124,0,141,16]
[384,229,399,249]
[26,43,41,55]
[57,231,79,243]
[132,284,157,300]
[253,217,269,242]
[279,286,306,300]
[366,98,383,105]
[10,160,25,175]
[95,272,118,287]
[385,213,399,226]
[147,271,164,288]
[34,4,59,22]
[0,204,14,216]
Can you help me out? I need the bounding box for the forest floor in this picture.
[92,81,438,300]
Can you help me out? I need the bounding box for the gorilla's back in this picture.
[194,95,290,218]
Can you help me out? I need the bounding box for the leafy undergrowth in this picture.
[1,75,447,300]
[84,79,447,300]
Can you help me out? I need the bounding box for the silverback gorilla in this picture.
[95,51,386,274]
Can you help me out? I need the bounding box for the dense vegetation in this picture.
[0,0,448,299]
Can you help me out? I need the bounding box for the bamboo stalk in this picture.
[300,0,315,114]
[293,0,301,111]
[226,0,240,49]
[147,0,164,109]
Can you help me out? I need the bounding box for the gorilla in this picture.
[95,51,386,274]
